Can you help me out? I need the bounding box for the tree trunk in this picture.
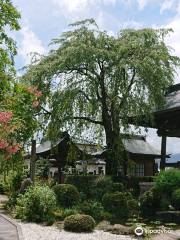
[30,139,36,183]
[160,135,167,170]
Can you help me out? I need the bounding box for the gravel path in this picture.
[19,222,135,240]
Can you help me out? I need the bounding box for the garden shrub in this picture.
[159,198,170,211]
[15,185,56,223]
[102,192,129,222]
[5,192,19,211]
[155,169,180,195]
[65,175,97,197]
[127,199,139,217]
[112,182,124,192]
[172,188,180,210]
[10,173,24,193]
[64,214,95,232]
[52,184,80,207]
[0,182,5,194]
[78,200,104,222]
[94,176,113,200]
[140,187,161,218]
[54,208,79,221]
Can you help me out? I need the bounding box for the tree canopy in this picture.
[22,19,180,173]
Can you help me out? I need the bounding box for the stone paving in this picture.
[0,215,19,240]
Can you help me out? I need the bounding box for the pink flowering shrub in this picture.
[0,110,21,156]
[0,111,13,123]
[27,85,42,108]
[0,139,9,149]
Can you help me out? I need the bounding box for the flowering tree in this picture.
[0,83,43,177]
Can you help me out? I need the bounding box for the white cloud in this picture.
[160,0,175,13]
[137,0,151,9]
[164,15,180,83]
[19,25,46,64]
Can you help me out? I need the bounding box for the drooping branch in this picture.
[119,68,136,109]
[73,116,103,125]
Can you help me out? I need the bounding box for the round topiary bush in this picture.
[102,192,129,222]
[15,185,56,223]
[172,188,180,210]
[52,184,80,207]
[64,214,95,232]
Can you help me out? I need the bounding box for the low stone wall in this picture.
[139,182,154,195]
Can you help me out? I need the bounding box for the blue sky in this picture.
[12,0,180,154]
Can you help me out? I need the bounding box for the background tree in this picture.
[22,19,180,174]
[0,0,21,94]
[0,1,43,179]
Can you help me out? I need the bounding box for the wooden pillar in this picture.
[160,135,167,170]
[30,139,36,183]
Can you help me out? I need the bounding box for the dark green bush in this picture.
[5,192,19,211]
[112,182,124,192]
[0,182,5,194]
[94,176,113,200]
[53,184,80,207]
[172,188,180,210]
[10,173,25,193]
[65,175,97,197]
[155,169,180,195]
[127,199,139,217]
[140,187,161,218]
[64,214,95,232]
[15,185,56,223]
[78,200,104,222]
[102,192,129,222]
[159,198,170,211]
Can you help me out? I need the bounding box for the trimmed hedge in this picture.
[64,214,95,232]
[53,184,80,207]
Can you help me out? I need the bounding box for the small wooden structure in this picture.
[129,84,180,169]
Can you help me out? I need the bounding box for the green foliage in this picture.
[65,175,97,198]
[94,176,114,200]
[78,200,104,222]
[53,184,80,207]
[15,185,56,223]
[102,192,130,222]
[35,157,51,179]
[140,187,161,218]
[159,198,170,211]
[5,192,19,211]
[112,182,124,192]
[54,208,79,221]
[127,199,139,217]
[0,0,20,74]
[9,172,24,193]
[172,188,180,210]
[23,19,180,173]
[155,169,180,195]
[0,182,6,194]
[64,214,95,232]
